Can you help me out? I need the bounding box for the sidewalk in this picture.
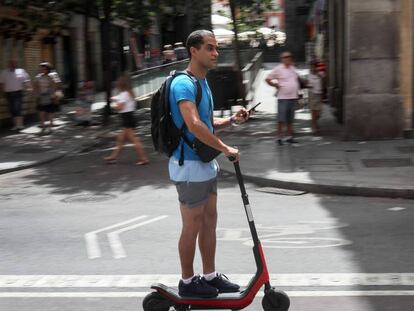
[217,68,414,199]
[1,68,413,198]
[0,87,153,175]
[0,101,117,175]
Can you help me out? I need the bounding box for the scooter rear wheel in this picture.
[142,292,172,311]
[262,288,290,311]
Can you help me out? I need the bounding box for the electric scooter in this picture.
[143,159,290,311]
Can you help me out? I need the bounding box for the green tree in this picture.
[236,0,273,32]
[228,0,272,104]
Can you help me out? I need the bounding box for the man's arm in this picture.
[265,77,279,88]
[23,71,33,91]
[213,116,232,130]
[213,108,249,130]
[179,100,239,159]
[265,68,279,88]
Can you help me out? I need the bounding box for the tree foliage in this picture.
[2,0,199,34]
[218,0,274,32]
[236,0,273,32]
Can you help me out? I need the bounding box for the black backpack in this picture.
[151,70,202,163]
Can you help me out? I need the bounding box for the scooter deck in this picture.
[152,283,246,300]
[151,283,256,309]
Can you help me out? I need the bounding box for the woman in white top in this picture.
[34,63,57,134]
[104,75,149,165]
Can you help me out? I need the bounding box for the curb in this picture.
[0,153,66,175]
[219,163,414,199]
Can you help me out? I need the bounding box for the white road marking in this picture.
[107,215,168,259]
[288,290,414,297]
[85,216,147,259]
[247,237,353,249]
[1,274,414,288]
[217,220,352,249]
[388,207,406,211]
[1,290,414,298]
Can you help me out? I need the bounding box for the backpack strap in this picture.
[174,71,202,166]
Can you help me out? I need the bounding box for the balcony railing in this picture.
[131,60,189,99]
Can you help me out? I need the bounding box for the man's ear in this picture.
[190,46,197,58]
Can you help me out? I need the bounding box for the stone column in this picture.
[343,0,402,139]
[400,0,414,136]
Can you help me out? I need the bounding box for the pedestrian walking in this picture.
[167,30,249,298]
[34,62,58,134]
[0,58,32,131]
[265,51,300,145]
[103,74,149,165]
[307,60,324,133]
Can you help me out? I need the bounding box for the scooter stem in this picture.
[232,161,260,244]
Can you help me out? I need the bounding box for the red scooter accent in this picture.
[143,159,290,311]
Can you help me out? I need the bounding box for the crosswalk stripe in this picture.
[0,290,414,298]
[0,273,413,288]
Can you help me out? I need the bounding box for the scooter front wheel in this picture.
[262,288,290,311]
[142,292,172,311]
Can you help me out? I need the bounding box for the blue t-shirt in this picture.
[168,74,218,182]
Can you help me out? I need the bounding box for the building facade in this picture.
[287,0,413,139]
[264,0,285,31]
[328,0,413,139]
[284,0,314,62]
[400,0,414,137]
[0,5,134,127]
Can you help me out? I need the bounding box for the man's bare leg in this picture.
[198,193,217,274]
[179,204,205,279]
[104,130,126,160]
[287,122,294,137]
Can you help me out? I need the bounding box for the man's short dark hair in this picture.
[186,30,215,58]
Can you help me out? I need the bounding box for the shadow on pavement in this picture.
[219,101,414,310]
[17,111,239,196]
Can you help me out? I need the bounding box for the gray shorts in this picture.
[277,99,296,123]
[175,178,217,208]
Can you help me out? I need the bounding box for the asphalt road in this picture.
[0,145,413,311]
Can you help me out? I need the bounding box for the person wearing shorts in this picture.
[265,51,300,145]
[34,62,58,134]
[169,30,249,298]
[103,74,148,165]
[0,59,32,131]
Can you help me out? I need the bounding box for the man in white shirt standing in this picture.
[0,59,32,130]
[265,52,299,145]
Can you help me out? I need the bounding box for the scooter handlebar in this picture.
[227,156,237,162]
